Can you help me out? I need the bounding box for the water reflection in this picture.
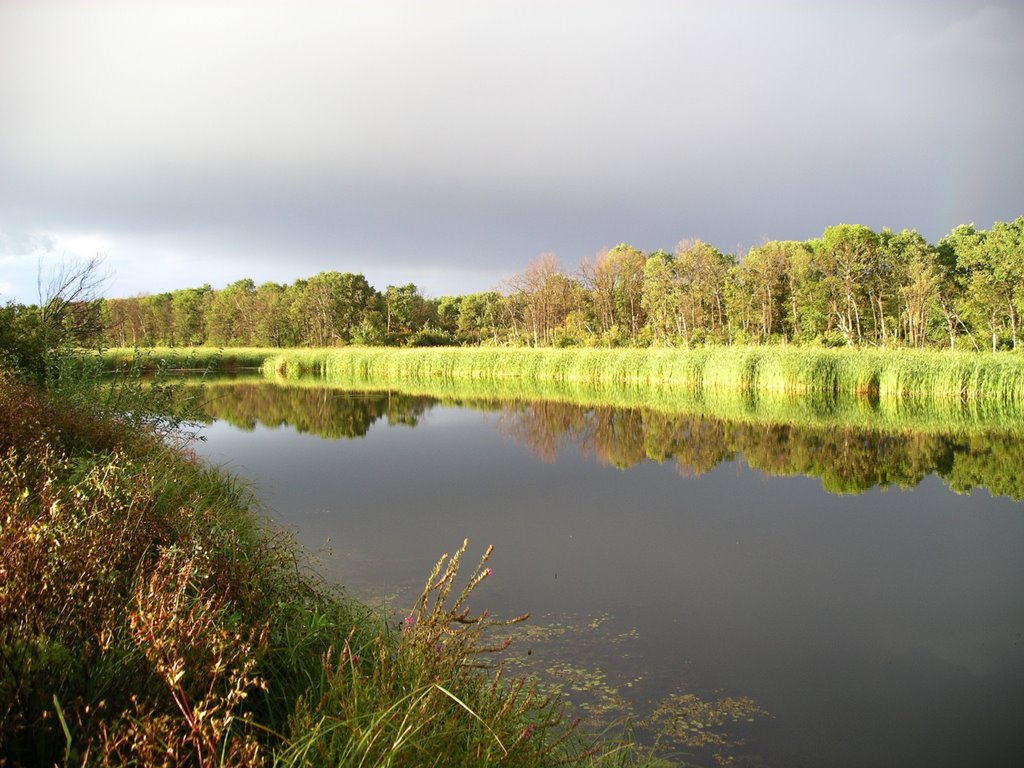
[187,377,1024,767]
[194,379,1024,499]
[199,382,433,437]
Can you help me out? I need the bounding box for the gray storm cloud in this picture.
[1,0,1022,301]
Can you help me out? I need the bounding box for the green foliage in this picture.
[89,217,1024,353]
[409,323,458,347]
[0,302,49,383]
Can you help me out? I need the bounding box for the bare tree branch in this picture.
[36,255,110,349]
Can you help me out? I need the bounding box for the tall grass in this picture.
[250,346,1024,405]
[98,345,1024,406]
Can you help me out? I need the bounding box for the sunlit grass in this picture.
[98,345,1024,407]
[257,346,1024,405]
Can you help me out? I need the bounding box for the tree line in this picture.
[5,218,1021,355]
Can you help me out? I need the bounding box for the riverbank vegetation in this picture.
[67,217,1024,352]
[262,346,1024,402]
[0,360,654,765]
[99,345,1024,409]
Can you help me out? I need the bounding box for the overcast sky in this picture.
[1,0,1022,303]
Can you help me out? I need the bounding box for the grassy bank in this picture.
[99,345,1024,405]
[0,371,644,767]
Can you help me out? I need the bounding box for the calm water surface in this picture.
[191,381,1024,767]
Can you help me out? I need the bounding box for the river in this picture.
[186,377,1024,767]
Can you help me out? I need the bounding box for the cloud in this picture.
[0,229,57,260]
[0,1,1021,302]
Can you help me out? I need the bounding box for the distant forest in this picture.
[68,218,1024,351]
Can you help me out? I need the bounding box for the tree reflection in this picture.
[197,382,434,439]
[495,401,1024,500]
[195,381,1024,500]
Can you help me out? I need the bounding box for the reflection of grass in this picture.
[239,367,1024,436]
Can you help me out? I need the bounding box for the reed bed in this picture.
[261,346,1024,404]
[99,345,1024,406]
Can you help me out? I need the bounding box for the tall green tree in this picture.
[879,229,940,348]
[583,244,647,345]
[252,282,294,347]
[147,293,175,346]
[785,241,826,342]
[818,224,881,345]
[735,242,794,341]
[383,283,430,343]
[675,240,732,343]
[642,250,680,345]
[171,285,212,346]
[208,279,257,346]
[455,292,504,345]
[289,271,378,346]
[942,224,1004,351]
[986,217,1024,349]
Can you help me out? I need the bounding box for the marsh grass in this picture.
[99,345,1024,409]
[258,346,1024,405]
[1,371,645,766]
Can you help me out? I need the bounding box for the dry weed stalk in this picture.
[401,539,529,670]
[101,547,269,767]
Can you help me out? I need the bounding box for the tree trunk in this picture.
[1009,300,1018,350]
[877,296,887,349]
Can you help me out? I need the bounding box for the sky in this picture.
[1,0,1022,303]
